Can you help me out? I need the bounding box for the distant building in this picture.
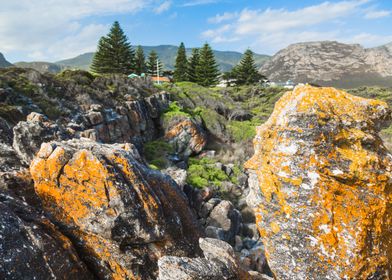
[264,79,297,89]
[217,79,237,87]
[151,76,171,84]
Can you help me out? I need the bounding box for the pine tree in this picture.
[91,21,135,74]
[187,48,200,83]
[173,42,188,82]
[196,43,220,87]
[235,49,262,85]
[135,46,146,75]
[147,50,163,76]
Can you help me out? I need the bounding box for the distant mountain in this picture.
[14,61,62,74]
[260,41,392,88]
[0,52,13,68]
[56,45,270,72]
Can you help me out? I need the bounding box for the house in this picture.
[217,79,237,87]
[151,76,171,84]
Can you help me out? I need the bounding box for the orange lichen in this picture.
[245,85,392,279]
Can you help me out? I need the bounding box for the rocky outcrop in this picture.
[30,139,202,279]
[79,92,170,145]
[158,238,253,280]
[164,116,207,158]
[13,112,69,165]
[245,85,392,279]
[261,41,392,87]
[0,191,93,279]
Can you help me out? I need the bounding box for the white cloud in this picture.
[364,9,391,19]
[183,0,218,7]
[202,0,392,54]
[154,1,172,14]
[208,12,238,24]
[0,0,154,61]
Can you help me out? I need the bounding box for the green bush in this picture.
[162,101,191,122]
[143,140,174,169]
[186,157,239,189]
[227,119,258,142]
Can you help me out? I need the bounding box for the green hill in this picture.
[14,61,62,73]
[56,45,270,72]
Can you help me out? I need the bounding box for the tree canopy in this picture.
[135,46,147,75]
[196,43,220,87]
[147,50,163,76]
[173,42,188,82]
[91,21,135,74]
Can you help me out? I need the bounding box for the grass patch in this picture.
[227,119,259,142]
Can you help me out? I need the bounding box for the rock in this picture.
[0,191,93,279]
[162,167,187,189]
[30,139,202,279]
[164,117,207,158]
[158,238,251,280]
[207,200,242,245]
[245,85,392,279]
[13,114,68,165]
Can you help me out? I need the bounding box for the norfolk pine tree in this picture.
[173,42,188,82]
[235,49,262,85]
[196,43,220,87]
[135,46,147,75]
[147,51,163,76]
[187,48,200,83]
[91,21,135,74]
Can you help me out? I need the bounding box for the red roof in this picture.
[151,76,171,82]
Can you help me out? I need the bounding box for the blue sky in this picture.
[1,0,392,62]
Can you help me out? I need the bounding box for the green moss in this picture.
[143,140,174,169]
[186,157,239,189]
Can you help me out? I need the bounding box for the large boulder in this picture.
[164,116,207,158]
[0,191,93,279]
[30,139,202,279]
[245,85,392,279]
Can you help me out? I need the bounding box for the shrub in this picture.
[186,157,239,189]
[143,140,174,169]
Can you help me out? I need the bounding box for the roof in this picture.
[151,76,171,82]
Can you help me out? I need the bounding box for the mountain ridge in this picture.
[260,40,392,88]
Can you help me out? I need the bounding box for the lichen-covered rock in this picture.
[245,85,392,279]
[164,117,207,158]
[30,139,202,279]
[158,238,251,280]
[0,191,93,280]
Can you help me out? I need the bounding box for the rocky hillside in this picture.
[14,61,62,73]
[261,41,392,88]
[1,67,392,279]
[0,52,12,68]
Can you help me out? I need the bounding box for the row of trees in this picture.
[92,21,263,87]
[91,21,163,76]
[173,43,264,86]
[173,42,220,87]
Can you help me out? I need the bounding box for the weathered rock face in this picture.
[0,191,93,280]
[245,85,392,279]
[13,112,68,165]
[30,139,202,279]
[164,117,207,158]
[79,92,170,145]
[158,238,252,280]
[261,41,392,88]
